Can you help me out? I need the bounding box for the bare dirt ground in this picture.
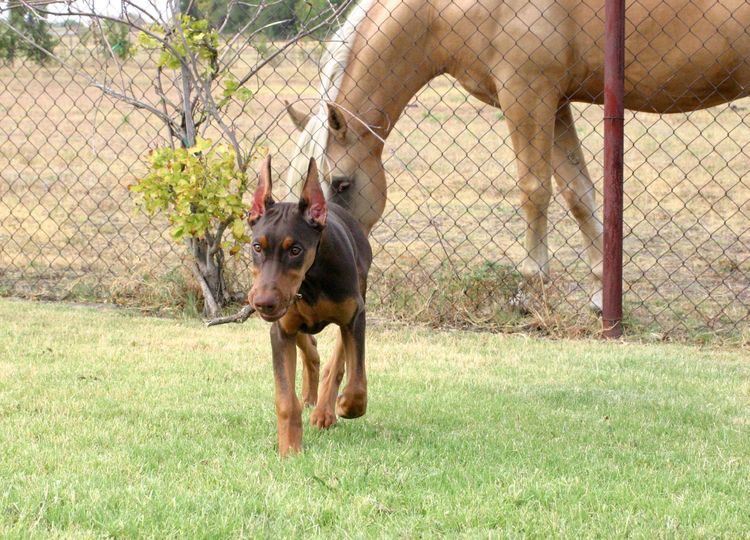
[1,37,748,342]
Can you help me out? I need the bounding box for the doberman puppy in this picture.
[247,155,372,456]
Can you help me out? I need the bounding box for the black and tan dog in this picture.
[247,155,372,456]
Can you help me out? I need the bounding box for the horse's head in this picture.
[286,101,386,235]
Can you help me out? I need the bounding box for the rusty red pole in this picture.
[602,0,625,338]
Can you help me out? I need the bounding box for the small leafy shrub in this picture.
[130,138,253,257]
[137,15,218,72]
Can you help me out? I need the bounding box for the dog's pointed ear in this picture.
[285,100,311,132]
[327,103,347,142]
[299,158,327,229]
[248,155,274,225]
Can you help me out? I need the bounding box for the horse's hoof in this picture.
[520,260,550,283]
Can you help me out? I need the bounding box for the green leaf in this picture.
[137,32,160,49]
[192,138,213,154]
[231,219,245,240]
[236,88,253,102]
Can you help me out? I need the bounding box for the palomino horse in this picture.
[285,0,750,309]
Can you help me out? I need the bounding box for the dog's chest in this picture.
[280,296,359,334]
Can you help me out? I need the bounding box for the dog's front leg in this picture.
[270,322,302,456]
[310,329,346,429]
[297,334,320,407]
[337,308,368,419]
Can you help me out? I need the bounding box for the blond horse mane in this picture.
[283,0,374,201]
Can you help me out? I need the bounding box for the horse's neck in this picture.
[334,0,442,140]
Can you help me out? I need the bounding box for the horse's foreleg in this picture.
[499,84,557,281]
[552,103,604,311]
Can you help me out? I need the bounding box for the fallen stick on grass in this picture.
[204,305,255,327]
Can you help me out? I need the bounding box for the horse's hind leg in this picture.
[498,82,557,281]
[551,103,604,311]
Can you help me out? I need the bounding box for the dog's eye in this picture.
[289,246,302,257]
[252,243,262,254]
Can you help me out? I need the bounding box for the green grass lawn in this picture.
[0,299,748,538]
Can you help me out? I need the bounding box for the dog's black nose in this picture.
[253,292,279,314]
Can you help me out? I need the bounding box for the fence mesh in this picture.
[0,1,748,342]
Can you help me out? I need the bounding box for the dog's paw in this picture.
[310,407,337,429]
[336,390,367,419]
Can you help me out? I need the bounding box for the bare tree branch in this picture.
[205,304,255,327]
[219,18,289,71]
[234,0,355,89]
[209,220,230,256]
[197,74,246,168]
[217,0,287,67]
[181,63,197,146]
[190,259,221,317]
[217,0,239,34]
[155,67,177,148]
[17,1,174,48]
[86,6,130,93]
[121,0,162,26]
[0,19,185,137]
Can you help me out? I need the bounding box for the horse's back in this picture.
[420,0,750,111]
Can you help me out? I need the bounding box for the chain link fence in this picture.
[1,1,748,343]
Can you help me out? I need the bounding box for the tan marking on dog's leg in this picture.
[337,309,367,419]
[270,323,302,456]
[297,334,320,407]
[310,330,346,429]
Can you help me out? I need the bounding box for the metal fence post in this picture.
[602,0,625,338]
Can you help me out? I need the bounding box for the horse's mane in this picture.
[284,0,374,200]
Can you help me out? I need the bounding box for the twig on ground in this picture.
[205,304,255,327]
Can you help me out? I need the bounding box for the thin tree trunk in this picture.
[188,237,226,318]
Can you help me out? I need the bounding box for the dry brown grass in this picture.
[0,36,748,344]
